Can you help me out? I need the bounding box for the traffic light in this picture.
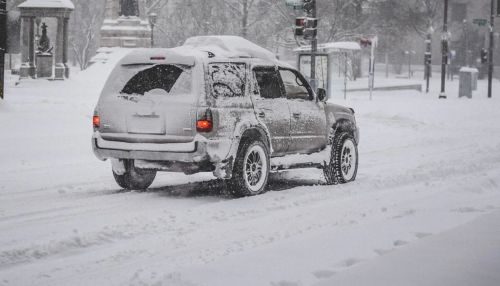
[304,17,318,40]
[424,53,432,66]
[360,38,372,48]
[481,48,488,64]
[303,0,314,12]
[294,17,306,37]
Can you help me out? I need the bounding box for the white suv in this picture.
[92,36,359,196]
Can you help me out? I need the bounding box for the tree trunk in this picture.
[241,0,248,38]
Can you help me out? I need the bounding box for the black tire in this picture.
[113,160,156,190]
[227,139,270,197]
[324,132,358,185]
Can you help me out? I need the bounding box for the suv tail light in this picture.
[196,109,213,133]
[93,115,100,129]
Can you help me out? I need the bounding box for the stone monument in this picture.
[35,22,53,78]
[100,0,151,48]
[18,0,74,80]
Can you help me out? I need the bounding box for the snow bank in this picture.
[315,211,500,286]
[1,66,500,286]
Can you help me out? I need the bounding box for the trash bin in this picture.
[459,67,478,98]
[471,68,478,91]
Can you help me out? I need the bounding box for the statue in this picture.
[37,23,53,54]
[120,0,139,17]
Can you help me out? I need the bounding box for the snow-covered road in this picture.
[1,60,500,285]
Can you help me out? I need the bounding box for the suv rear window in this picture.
[208,63,246,98]
[119,64,192,98]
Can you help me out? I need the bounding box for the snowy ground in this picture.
[1,56,500,286]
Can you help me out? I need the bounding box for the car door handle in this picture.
[293,112,301,118]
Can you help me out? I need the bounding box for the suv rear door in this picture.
[97,63,199,143]
[279,68,327,153]
[252,66,291,156]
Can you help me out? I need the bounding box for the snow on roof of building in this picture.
[182,36,277,61]
[294,41,361,53]
[18,0,75,9]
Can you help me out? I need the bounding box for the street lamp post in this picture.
[425,26,434,93]
[310,0,317,91]
[463,19,470,67]
[487,0,495,98]
[406,50,416,79]
[148,12,157,48]
[439,0,449,99]
[0,0,7,100]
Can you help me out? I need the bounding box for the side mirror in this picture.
[317,88,327,102]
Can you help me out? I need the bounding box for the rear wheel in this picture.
[324,132,358,185]
[113,160,156,190]
[228,139,270,197]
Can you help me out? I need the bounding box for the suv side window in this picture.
[279,69,312,101]
[253,67,284,99]
[208,63,246,98]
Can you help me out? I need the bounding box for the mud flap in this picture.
[111,159,127,175]
[213,156,234,179]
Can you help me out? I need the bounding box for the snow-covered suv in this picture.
[92,36,359,196]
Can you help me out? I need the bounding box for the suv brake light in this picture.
[93,115,100,129]
[196,109,213,133]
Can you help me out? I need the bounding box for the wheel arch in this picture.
[239,126,271,151]
[330,119,358,145]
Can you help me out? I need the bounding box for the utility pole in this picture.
[487,0,495,98]
[310,0,317,91]
[439,0,449,99]
[425,26,434,93]
[148,13,157,48]
[463,20,470,67]
[0,0,7,100]
[293,0,318,90]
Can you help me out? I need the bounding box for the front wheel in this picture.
[112,160,156,190]
[324,132,358,185]
[227,139,270,197]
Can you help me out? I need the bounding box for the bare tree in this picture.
[407,0,442,37]
[320,0,369,42]
[71,13,99,70]
[69,0,105,70]
[140,0,169,16]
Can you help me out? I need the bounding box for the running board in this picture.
[271,162,324,171]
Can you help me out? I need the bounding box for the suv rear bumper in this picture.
[92,133,210,163]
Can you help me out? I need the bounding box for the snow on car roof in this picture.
[18,0,75,9]
[116,37,291,68]
[119,48,197,66]
[183,36,278,62]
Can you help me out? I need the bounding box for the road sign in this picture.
[473,18,488,26]
[285,0,303,8]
